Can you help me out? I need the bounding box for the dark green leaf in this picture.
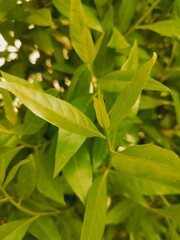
[64,146,92,203]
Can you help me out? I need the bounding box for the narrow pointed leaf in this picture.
[0,77,104,138]
[108,27,130,50]
[109,53,157,130]
[80,171,108,240]
[121,41,138,70]
[3,159,30,188]
[138,20,180,38]
[93,87,110,129]
[0,146,23,184]
[70,0,95,63]
[0,216,38,240]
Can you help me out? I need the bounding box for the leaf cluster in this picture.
[0,0,180,239]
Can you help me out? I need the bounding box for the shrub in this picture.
[0,0,180,239]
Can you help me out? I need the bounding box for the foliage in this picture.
[0,0,180,239]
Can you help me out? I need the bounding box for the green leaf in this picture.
[52,0,102,32]
[0,216,38,240]
[1,89,17,125]
[66,64,91,101]
[83,5,103,32]
[27,8,53,27]
[36,152,65,205]
[16,111,46,137]
[98,70,170,92]
[54,128,85,177]
[32,29,54,55]
[0,123,14,135]
[81,27,96,64]
[29,216,62,240]
[3,159,30,188]
[109,53,157,130]
[109,169,180,197]
[80,171,108,240]
[171,89,180,125]
[0,74,104,138]
[111,144,180,187]
[52,0,70,17]
[121,41,138,70]
[117,0,135,33]
[108,170,148,207]
[93,86,110,129]
[17,154,36,200]
[139,95,171,110]
[0,0,17,21]
[107,27,130,50]
[138,20,180,38]
[92,138,108,169]
[64,146,92,204]
[106,199,134,224]
[70,0,95,64]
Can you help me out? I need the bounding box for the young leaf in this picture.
[29,216,62,240]
[64,146,92,204]
[70,0,95,64]
[54,128,85,177]
[93,86,110,129]
[80,171,108,240]
[111,144,180,187]
[121,41,138,70]
[138,20,180,38]
[109,53,157,130]
[0,77,104,138]
[107,27,130,50]
[0,216,38,240]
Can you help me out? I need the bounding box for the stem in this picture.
[160,195,170,207]
[0,187,60,217]
[126,0,161,36]
[104,128,113,168]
